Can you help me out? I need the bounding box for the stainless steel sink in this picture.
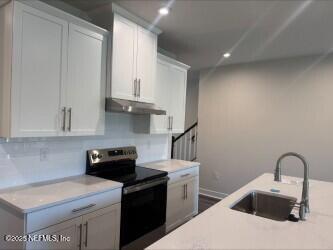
[231,191,297,221]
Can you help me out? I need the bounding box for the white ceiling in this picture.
[67,0,333,70]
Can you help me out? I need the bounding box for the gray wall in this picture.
[185,71,200,129]
[198,54,333,197]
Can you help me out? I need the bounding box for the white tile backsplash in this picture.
[0,113,170,189]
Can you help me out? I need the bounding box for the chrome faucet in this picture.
[274,152,310,220]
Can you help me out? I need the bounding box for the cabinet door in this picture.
[150,59,171,134]
[26,217,82,250]
[82,203,121,250]
[66,23,107,136]
[183,177,199,220]
[11,1,68,137]
[166,181,187,232]
[169,65,187,134]
[111,14,137,101]
[136,26,157,103]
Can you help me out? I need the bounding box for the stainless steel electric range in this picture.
[86,146,168,248]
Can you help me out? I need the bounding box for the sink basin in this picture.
[231,190,297,221]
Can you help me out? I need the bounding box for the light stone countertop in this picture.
[147,173,333,250]
[141,159,200,173]
[0,175,123,213]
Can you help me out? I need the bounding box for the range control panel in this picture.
[87,146,138,165]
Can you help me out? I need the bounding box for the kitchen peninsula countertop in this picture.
[147,173,333,249]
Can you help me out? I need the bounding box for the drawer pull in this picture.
[185,184,187,200]
[72,203,96,213]
[84,222,88,247]
[78,224,82,249]
[62,107,66,131]
[67,107,72,132]
[181,173,190,178]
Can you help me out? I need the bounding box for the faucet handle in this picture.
[274,168,281,182]
[289,200,301,208]
[299,202,307,221]
[289,200,306,221]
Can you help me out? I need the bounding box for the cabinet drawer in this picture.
[168,166,199,185]
[26,188,121,233]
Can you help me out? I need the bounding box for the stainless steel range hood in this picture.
[106,98,166,115]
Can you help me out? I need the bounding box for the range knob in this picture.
[91,153,98,160]
[97,154,103,159]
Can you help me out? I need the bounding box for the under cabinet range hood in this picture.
[106,98,166,115]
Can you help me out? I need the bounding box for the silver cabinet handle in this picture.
[181,173,190,178]
[67,108,72,132]
[168,116,173,131]
[133,79,137,97]
[167,116,170,130]
[72,203,96,213]
[138,79,141,98]
[123,177,168,194]
[183,184,186,200]
[62,107,66,131]
[168,116,171,130]
[84,222,88,247]
[78,224,82,249]
[185,184,188,200]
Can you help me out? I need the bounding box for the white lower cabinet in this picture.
[0,188,122,250]
[82,204,121,250]
[27,204,120,250]
[166,167,199,232]
[26,217,82,250]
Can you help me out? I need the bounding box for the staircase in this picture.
[171,122,198,161]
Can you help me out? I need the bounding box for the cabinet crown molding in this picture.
[158,53,191,70]
[112,3,162,35]
[17,0,109,35]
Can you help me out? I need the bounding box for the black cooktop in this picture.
[92,166,167,187]
[86,147,168,187]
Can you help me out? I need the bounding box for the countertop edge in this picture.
[0,184,123,214]
[141,159,200,173]
[166,164,200,173]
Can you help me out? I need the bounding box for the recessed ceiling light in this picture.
[223,53,231,58]
[159,7,169,16]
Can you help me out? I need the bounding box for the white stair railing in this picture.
[172,122,198,161]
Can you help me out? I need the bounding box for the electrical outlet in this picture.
[40,148,49,161]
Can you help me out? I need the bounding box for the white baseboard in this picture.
[199,187,228,200]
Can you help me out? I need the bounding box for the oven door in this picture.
[120,177,168,247]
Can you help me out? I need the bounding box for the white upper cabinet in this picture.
[110,13,158,103]
[168,64,188,133]
[135,54,189,134]
[136,26,157,103]
[11,1,68,137]
[149,59,171,134]
[66,24,107,136]
[0,0,108,138]
[111,14,137,101]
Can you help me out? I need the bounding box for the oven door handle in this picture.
[123,177,169,195]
